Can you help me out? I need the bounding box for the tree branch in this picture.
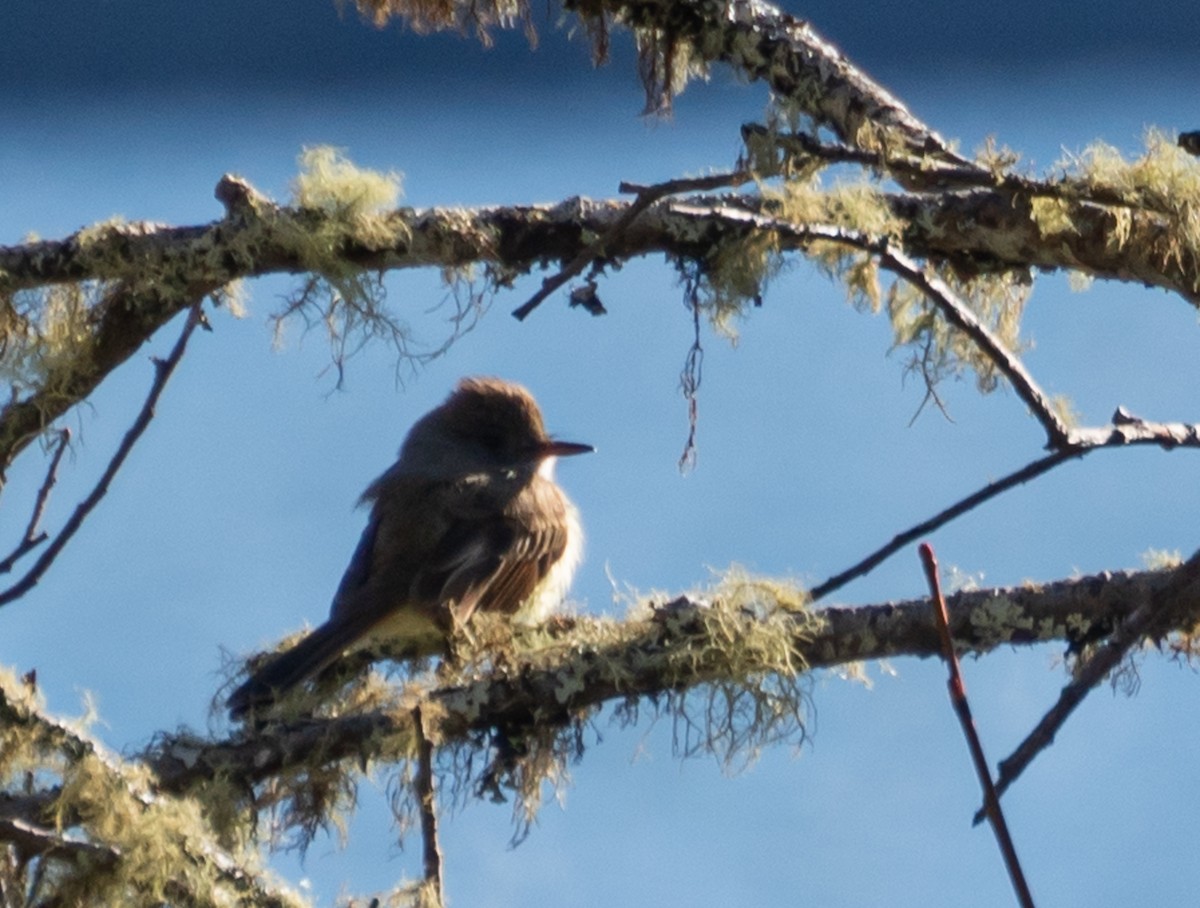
[972,547,1200,824]
[921,545,1035,907]
[148,563,1191,800]
[811,451,1079,602]
[0,305,205,608]
[572,0,973,167]
[668,204,1070,444]
[810,408,1200,603]
[0,675,300,908]
[511,170,753,320]
[875,245,1070,446]
[0,429,69,574]
[3,175,1196,476]
[413,706,445,907]
[741,125,1185,216]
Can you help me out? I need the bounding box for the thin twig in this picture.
[412,706,445,907]
[0,428,70,574]
[878,244,1071,447]
[511,170,753,321]
[0,303,205,608]
[809,450,1077,602]
[920,544,1035,908]
[810,407,1200,601]
[973,548,1200,825]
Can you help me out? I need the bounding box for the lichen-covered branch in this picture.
[148,562,1188,798]
[0,672,302,908]
[0,280,219,478]
[5,151,1199,483]
[350,0,971,164]
[5,173,1195,314]
[10,181,1188,302]
[5,559,1194,900]
[974,548,1200,823]
[588,0,973,165]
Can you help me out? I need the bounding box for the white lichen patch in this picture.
[1141,547,1184,570]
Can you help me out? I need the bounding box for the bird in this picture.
[227,377,591,718]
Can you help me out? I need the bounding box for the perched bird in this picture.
[228,377,591,718]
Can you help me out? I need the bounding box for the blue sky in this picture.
[4,2,1200,905]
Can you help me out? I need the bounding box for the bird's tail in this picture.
[227,621,364,720]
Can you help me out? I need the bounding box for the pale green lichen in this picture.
[291,146,402,216]
[1035,616,1064,640]
[1064,612,1092,637]
[0,282,99,398]
[968,594,1033,643]
[1060,129,1200,287]
[620,568,815,773]
[265,147,470,381]
[698,177,905,337]
[888,266,1030,394]
[0,670,307,908]
[1030,196,1078,238]
[696,229,782,337]
[976,136,1021,177]
[1071,129,1200,215]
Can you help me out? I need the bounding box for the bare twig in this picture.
[920,544,1035,908]
[412,706,445,907]
[876,245,1071,447]
[0,304,205,608]
[973,548,1200,825]
[512,170,753,321]
[0,428,70,574]
[811,408,1200,601]
[810,450,1078,602]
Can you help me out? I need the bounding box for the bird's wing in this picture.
[416,510,569,627]
[331,513,380,604]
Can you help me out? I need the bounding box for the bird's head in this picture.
[401,377,592,483]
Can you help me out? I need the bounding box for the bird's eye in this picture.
[473,429,506,454]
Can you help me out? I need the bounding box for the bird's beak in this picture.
[538,440,594,459]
